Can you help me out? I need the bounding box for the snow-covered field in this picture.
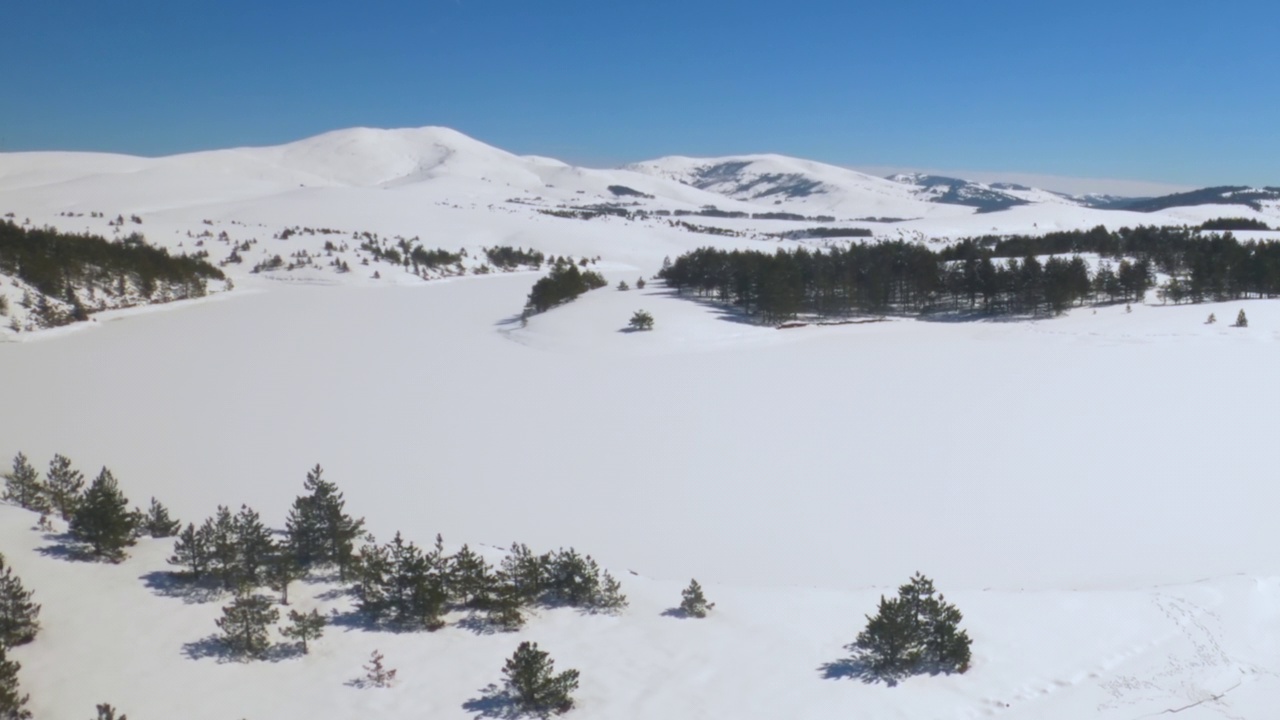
[2,127,1279,719]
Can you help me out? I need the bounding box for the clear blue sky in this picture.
[4,0,1277,187]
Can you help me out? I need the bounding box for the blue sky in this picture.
[4,0,1277,188]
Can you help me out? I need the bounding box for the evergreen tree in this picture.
[267,544,305,605]
[2,454,45,514]
[68,468,138,562]
[850,573,972,680]
[231,505,275,586]
[0,646,31,720]
[590,570,628,614]
[140,497,181,538]
[92,703,125,720]
[280,608,325,653]
[167,522,211,580]
[216,590,279,659]
[0,556,40,648]
[502,641,580,716]
[285,465,365,579]
[852,595,918,679]
[679,579,710,618]
[1235,308,1248,327]
[499,543,548,604]
[204,506,239,588]
[486,581,526,631]
[449,544,495,608]
[44,454,84,521]
[628,309,654,331]
[547,549,599,607]
[361,650,396,688]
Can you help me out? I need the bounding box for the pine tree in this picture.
[68,468,138,562]
[92,703,126,720]
[0,646,31,720]
[167,522,211,580]
[502,641,579,716]
[0,555,40,648]
[547,549,599,607]
[1235,309,1248,327]
[2,454,46,514]
[232,505,275,587]
[267,543,305,605]
[628,309,654,331]
[285,465,365,579]
[205,506,239,588]
[679,579,710,618]
[850,573,972,680]
[362,650,396,688]
[280,608,325,653]
[449,544,494,608]
[216,590,279,659]
[852,595,917,679]
[590,570,628,614]
[486,581,526,631]
[140,497,181,538]
[43,454,84,521]
[499,542,548,604]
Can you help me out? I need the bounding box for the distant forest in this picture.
[0,220,225,328]
[658,226,1280,323]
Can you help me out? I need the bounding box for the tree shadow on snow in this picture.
[660,607,691,619]
[139,571,226,605]
[181,634,303,664]
[33,536,97,563]
[461,684,519,719]
[818,657,897,686]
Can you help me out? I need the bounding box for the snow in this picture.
[2,126,1279,719]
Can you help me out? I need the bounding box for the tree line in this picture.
[0,220,225,328]
[659,225,1280,322]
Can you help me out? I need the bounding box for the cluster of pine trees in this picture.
[942,225,1280,304]
[660,225,1280,322]
[524,261,607,314]
[0,220,225,328]
[485,246,545,270]
[354,536,628,633]
[162,464,629,662]
[3,452,181,562]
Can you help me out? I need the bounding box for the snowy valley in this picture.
[2,127,1280,719]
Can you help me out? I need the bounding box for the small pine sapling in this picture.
[679,579,712,618]
[628,309,654,331]
[362,650,397,688]
[1235,309,1248,327]
[280,608,325,653]
[1206,312,1216,324]
[617,280,629,291]
[93,703,126,720]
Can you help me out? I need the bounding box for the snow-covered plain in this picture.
[2,127,1280,719]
